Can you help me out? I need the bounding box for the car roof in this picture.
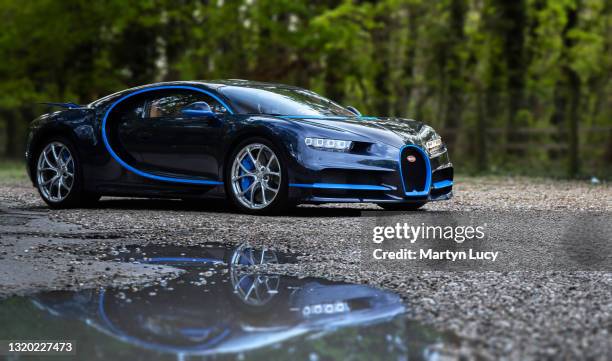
[200,79,302,90]
[90,80,302,107]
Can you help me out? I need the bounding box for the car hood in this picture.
[281,115,435,148]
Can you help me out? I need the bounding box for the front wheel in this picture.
[378,201,426,211]
[225,138,288,215]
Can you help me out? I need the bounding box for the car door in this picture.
[116,98,148,163]
[136,90,229,180]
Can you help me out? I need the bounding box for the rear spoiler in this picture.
[40,102,82,109]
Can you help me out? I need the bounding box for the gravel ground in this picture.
[0,176,610,360]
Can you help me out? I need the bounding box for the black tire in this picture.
[34,136,100,209]
[224,137,289,215]
[378,201,426,211]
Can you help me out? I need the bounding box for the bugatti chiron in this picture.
[25,80,453,214]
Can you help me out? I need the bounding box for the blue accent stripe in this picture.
[145,257,223,264]
[281,115,348,119]
[289,183,392,191]
[433,179,453,189]
[101,85,231,185]
[399,145,432,197]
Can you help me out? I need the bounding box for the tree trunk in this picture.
[372,12,393,116]
[476,89,488,172]
[442,0,466,149]
[324,52,345,104]
[502,0,527,150]
[395,4,418,117]
[567,71,580,176]
[550,2,581,177]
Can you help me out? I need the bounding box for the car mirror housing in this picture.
[181,101,215,117]
[346,105,361,116]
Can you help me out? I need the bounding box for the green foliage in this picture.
[0,158,27,182]
[0,0,610,178]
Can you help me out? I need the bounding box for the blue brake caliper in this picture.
[240,157,255,196]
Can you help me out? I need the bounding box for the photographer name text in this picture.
[372,248,498,261]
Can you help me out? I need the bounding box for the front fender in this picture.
[220,115,305,172]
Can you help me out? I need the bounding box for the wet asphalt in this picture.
[0,177,611,360]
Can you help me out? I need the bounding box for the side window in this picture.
[116,99,145,120]
[145,91,228,118]
[206,96,229,114]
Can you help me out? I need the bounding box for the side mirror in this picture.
[346,105,361,116]
[181,101,215,117]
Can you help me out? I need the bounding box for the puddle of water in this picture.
[0,244,453,361]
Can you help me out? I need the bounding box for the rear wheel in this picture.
[35,137,99,208]
[378,202,426,211]
[226,137,288,214]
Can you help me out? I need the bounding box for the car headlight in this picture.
[302,301,350,317]
[304,137,353,152]
[425,137,443,155]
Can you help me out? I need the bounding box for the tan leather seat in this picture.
[149,101,163,118]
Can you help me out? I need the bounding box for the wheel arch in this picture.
[221,126,297,181]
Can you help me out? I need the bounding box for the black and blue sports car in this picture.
[25,80,453,214]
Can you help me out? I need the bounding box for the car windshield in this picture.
[219,86,355,117]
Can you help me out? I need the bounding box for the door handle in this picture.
[175,117,217,126]
[137,131,153,141]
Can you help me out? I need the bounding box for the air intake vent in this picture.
[400,145,431,196]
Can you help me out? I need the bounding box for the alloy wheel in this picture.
[230,143,282,210]
[229,245,280,306]
[36,142,75,203]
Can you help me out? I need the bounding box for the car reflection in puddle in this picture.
[0,244,453,361]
